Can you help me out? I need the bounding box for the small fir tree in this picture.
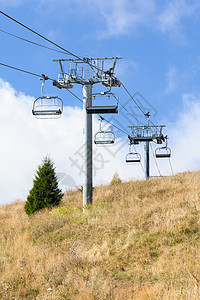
[24,156,63,215]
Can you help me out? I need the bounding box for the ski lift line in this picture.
[0,11,80,59]
[0,62,44,79]
[67,89,84,104]
[0,29,69,55]
[0,11,118,76]
[101,117,130,136]
[168,158,174,175]
[150,142,162,177]
[118,100,144,125]
[121,82,156,127]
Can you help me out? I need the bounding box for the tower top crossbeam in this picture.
[128,125,166,144]
[53,56,122,87]
[53,57,123,62]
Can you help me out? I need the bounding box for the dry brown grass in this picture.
[1,171,200,299]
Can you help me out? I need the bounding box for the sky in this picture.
[0,0,200,204]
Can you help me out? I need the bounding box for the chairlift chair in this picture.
[155,136,171,158]
[32,96,63,119]
[94,118,115,145]
[86,92,118,114]
[94,130,115,145]
[155,146,171,158]
[125,152,141,163]
[125,143,141,163]
[32,75,63,119]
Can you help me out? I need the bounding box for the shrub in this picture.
[24,156,63,215]
[110,172,122,185]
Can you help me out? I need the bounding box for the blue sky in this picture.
[0,0,200,204]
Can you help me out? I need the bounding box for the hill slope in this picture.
[1,171,200,299]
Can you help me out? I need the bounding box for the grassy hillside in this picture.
[1,171,200,299]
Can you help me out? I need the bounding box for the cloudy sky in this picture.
[0,0,200,204]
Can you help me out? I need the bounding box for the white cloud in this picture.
[28,0,156,37]
[157,0,198,39]
[168,93,200,173]
[165,66,179,93]
[96,0,156,37]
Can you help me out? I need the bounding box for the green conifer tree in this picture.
[24,156,63,215]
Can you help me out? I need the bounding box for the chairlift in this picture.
[155,147,171,158]
[86,92,118,114]
[94,118,115,145]
[126,152,141,163]
[155,137,171,158]
[125,143,141,163]
[32,75,63,119]
[32,96,63,119]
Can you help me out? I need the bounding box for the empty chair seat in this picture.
[86,92,118,114]
[32,96,63,119]
[94,130,115,145]
[155,147,171,158]
[87,106,118,114]
[125,152,141,163]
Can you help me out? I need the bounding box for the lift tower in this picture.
[53,57,122,209]
[128,124,167,179]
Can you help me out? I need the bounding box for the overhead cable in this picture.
[0,62,42,78]
[0,29,69,55]
[121,82,156,127]
[168,158,174,175]
[0,11,108,75]
[150,142,162,177]
[118,100,144,125]
[0,11,81,59]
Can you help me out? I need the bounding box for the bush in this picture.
[110,172,122,185]
[24,156,63,215]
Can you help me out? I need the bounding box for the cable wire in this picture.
[150,142,162,177]
[0,11,110,75]
[118,100,144,125]
[168,158,174,175]
[121,82,156,127]
[0,11,81,59]
[0,29,69,55]
[0,62,42,78]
